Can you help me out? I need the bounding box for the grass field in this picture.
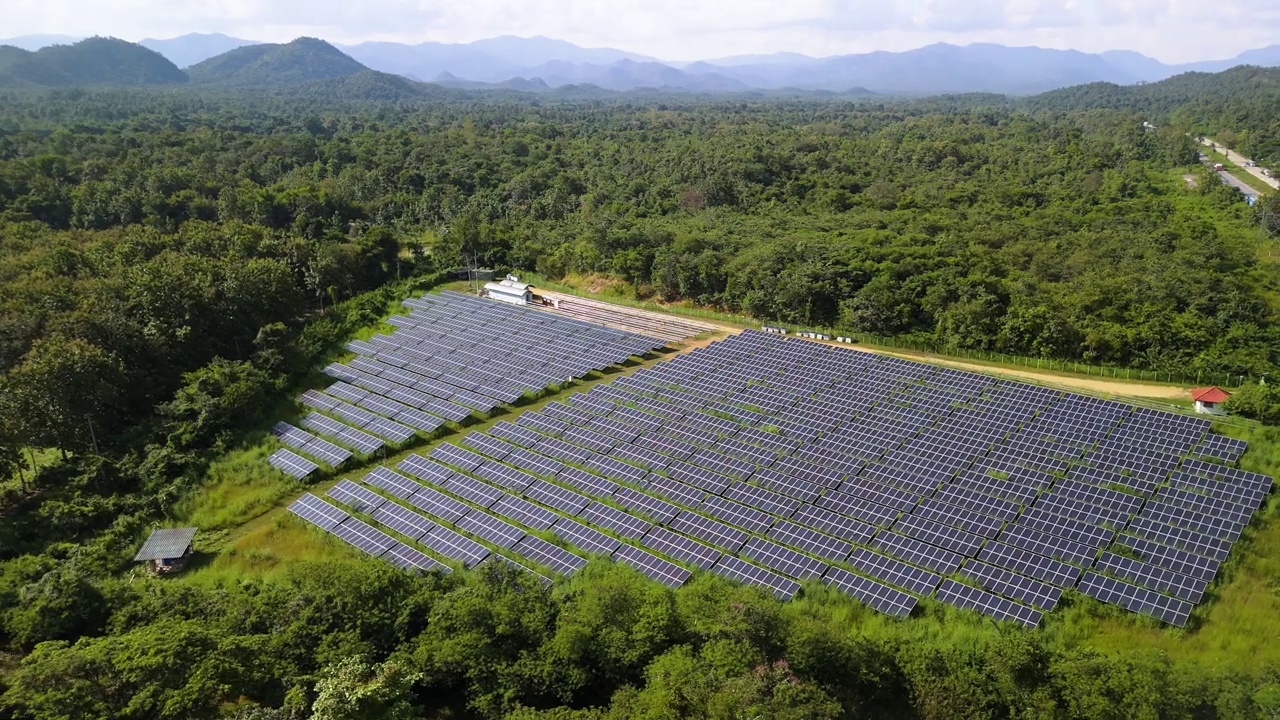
[170,282,1280,676]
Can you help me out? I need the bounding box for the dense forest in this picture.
[0,75,1278,719]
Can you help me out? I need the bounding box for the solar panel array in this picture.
[285,327,1269,630]
[268,290,667,477]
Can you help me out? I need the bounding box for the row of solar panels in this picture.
[414,327,1264,625]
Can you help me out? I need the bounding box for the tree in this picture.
[3,336,126,455]
[159,358,280,450]
[1224,382,1280,424]
[311,655,421,720]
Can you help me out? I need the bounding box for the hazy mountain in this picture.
[466,35,656,66]
[340,41,523,82]
[0,37,185,87]
[0,34,81,51]
[140,33,258,68]
[431,71,552,92]
[188,37,366,86]
[697,51,818,68]
[1179,44,1280,74]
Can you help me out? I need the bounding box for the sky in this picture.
[2,0,1277,62]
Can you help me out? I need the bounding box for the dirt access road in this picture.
[558,301,1192,400]
[1200,137,1279,190]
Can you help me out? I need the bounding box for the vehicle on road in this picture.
[1214,163,1226,171]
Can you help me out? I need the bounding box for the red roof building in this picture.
[1191,386,1231,414]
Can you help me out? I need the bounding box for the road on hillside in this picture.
[1216,170,1260,202]
[1199,137,1280,190]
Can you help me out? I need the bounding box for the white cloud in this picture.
[1,0,1275,62]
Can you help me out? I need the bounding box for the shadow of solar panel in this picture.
[326,479,387,514]
[1095,552,1207,603]
[579,502,653,540]
[288,493,348,531]
[957,559,1062,611]
[789,504,876,544]
[371,501,438,540]
[513,535,588,576]
[492,495,560,531]
[978,542,1082,588]
[740,536,829,580]
[551,517,623,555]
[710,555,801,600]
[669,510,750,552]
[613,544,691,588]
[846,548,941,596]
[384,543,451,573]
[935,579,1042,629]
[332,517,397,557]
[822,567,917,617]
[870,531,964,574]
[1077,571,1192,627]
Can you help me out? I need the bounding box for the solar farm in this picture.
[266,290,676,477]
[286,309,1271,629]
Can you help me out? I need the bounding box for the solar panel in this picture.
[764,519,851,561]
[270,449,319,479]
[846,548,941,596]
[492,494,560,531]
[698,495,775,535]
[460,432,520,461]
[1077,571,1192,627]
[612,543,692,588]
[641,526,722,570]
[524,479,590,515]
[419,525,491,566]
[455,510,527,549]
[474,463,539,493]
[558,467,622,498]
[326,479,387,514]
[383,542,451,573]
[1095,551,1207,603]
[331,517,398,557]
[513,535,588,576]
[669,510,750,552]
[978,542,1082,588]
[578,502,653,540]
[892,513,984,557]
[710,555,802,601]
[1114,534,1220,581]
[430,443,489,472]
[613,486,682,524]
[935,579,1043,629]
[551,517,623,555]
[739,536,829,580]
[790,505,877,544]
[822,567,917,618]
[869,531,964,575]
[956,559,1062,611]
[370,501,438,540]
[288,493,348,531]
[441,474,502,508]
[723,481,801,517]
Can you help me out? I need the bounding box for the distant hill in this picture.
[0,37,185,87]
[0,34,80,51]
[188,37,367,86]
[140,33,259,68]
[1028,65,1280,164]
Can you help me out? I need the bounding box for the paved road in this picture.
[1216,170,1259,201]
[1199,137,1279,190]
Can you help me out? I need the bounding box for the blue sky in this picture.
[3,0,1276,62]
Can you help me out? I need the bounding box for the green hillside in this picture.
[0,36,185,86]
[186,37,368,86]
[1028,65,1280,164]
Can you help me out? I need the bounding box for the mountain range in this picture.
[2,32,1279,95]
